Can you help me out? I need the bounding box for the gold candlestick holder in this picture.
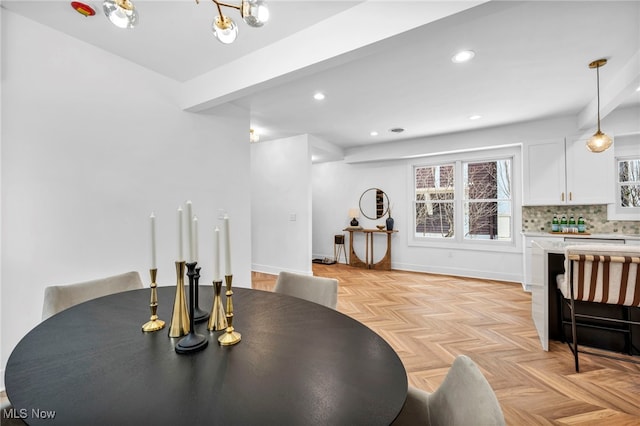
[142,268,165,332]
[208,280,227,331]
[218,274,241,345]
[168,261,190,338]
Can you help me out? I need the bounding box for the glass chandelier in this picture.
[103,0,138,29]
[196,0,270,44]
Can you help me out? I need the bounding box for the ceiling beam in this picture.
[178,0,488,112]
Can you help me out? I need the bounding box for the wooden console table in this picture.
[344,228,398,270]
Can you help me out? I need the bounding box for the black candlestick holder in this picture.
[193,267,210,323]
[175,262,208,354]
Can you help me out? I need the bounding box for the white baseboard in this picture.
[251,264,312,276]
[392,262,523,284]
[254,259,522,285]
[311,253,348,265]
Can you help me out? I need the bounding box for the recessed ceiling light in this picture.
[469,115,482,120]
[370,131,379,136]
[313,92,325,101]
[389,127,405,133]
[452,50,475,63]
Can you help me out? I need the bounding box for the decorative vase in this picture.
[386,216,394,231]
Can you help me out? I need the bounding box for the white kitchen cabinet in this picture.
[523,139,566,205]
[522,235,559,291]
[564,136,614,204]
[523,137,614,205]
[530,240,551,351]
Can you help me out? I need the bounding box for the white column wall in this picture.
[251,135,312,275]
[1,11,251,382]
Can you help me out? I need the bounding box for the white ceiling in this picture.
[3,0,640,160]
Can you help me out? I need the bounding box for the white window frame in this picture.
[408,146,522,253]
[608,154,640,221]
[607,134,640,221]
[462,158,514,242]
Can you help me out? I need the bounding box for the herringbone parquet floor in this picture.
[253,264,640,426]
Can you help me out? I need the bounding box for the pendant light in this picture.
[586,58,612,153]
[197,0,269,44]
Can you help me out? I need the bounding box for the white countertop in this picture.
[522,231,640,240]
[531,237,640,256]
[531,239,570,253]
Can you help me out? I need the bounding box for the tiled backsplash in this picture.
[522,205,640,235]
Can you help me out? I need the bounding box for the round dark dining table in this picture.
[5,286,407,425]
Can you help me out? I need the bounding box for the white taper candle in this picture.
[193,215,199,263]
[177,206,183,261]
[186,200,194,262]
[224,214,232,275]
[214,226,221,281]
[150,212,157,270]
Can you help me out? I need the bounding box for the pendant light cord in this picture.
[596,64,601,132]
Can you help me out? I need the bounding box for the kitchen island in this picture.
[530,237,640,354]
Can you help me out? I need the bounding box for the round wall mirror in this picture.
[359,188,389,220]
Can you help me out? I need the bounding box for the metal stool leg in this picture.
[336,243,346,264]
[334,234,346,264]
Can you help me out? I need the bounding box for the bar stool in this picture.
[334,234,347,264]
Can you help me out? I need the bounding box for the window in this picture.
[618,158,640,208]
[464,160,512,240]
[415,164,455,238]
[606,135,640,221]
[412,151,516,247]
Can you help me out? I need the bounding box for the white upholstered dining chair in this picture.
[273,271,338,310]
[42,271,144,320]
[392,355,505,426]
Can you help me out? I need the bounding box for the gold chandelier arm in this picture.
[214,1,242,11]
[197,0,240,18]
[213,0,226,19]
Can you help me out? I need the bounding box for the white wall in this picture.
[251,135,312,275]
[1,11,251,383]
[312,109,640,282]
[312,157,525,282]
[0,6,4,390]
[312,160,403,264]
